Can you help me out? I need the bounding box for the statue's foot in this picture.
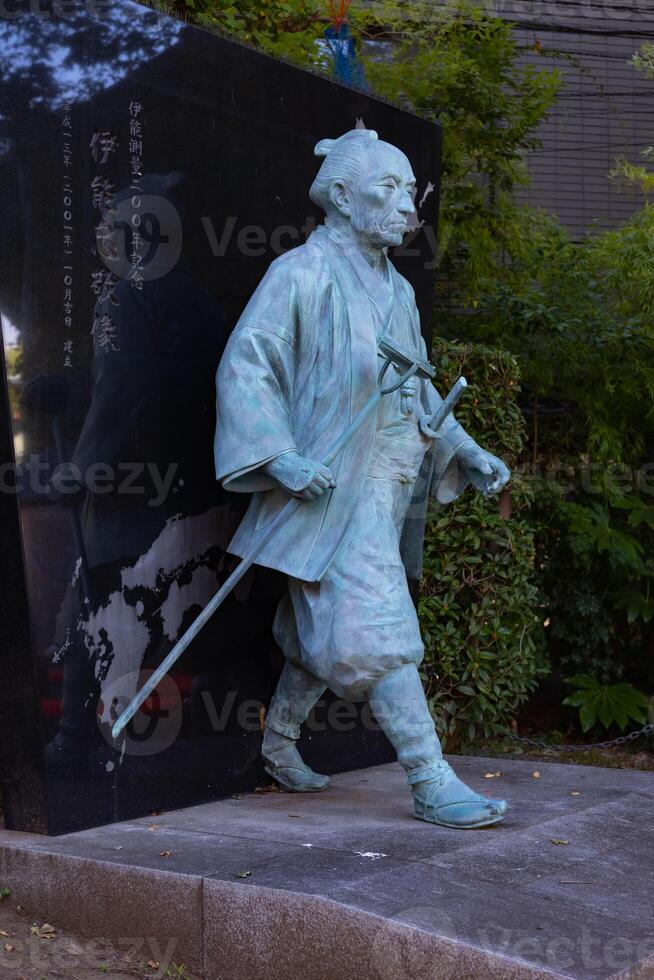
[262,732,330,793]
[412,767,507,829]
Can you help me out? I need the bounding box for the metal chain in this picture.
[502,722,654,753]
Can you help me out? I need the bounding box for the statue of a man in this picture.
[215,129,511,829]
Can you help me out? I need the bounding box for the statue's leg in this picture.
[369,664,507,828]
[262,661,330,792]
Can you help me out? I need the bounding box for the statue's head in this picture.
[309,129,416,248]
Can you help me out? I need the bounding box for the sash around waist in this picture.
[368,426,429,484]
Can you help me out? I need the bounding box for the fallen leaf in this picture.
[3,943,14,952]
[0,930,9,937]
[258,706,266,734]
[288,813,302,818]
[30,923,56,939]
[236,870,252,878]
[15,906,25,915]
[147,824,160,832]
[159,850,173,858]
[151,811,162,817]
[484,771,503,779]
[532,771,541,779]
[231,794,243,801]
[550,839,569,846]
[0,889,10,901]
[147,960,160,969]
[254,784,279,794]
[571,791,580,797]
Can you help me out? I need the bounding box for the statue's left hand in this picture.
[456,444,510,496]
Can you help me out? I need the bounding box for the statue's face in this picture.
[349,143,417,248]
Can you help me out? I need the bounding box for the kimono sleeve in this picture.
[214,260,300,493]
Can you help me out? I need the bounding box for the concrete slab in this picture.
[0,756,652,979]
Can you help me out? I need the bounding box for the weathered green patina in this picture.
[215,129,511,829]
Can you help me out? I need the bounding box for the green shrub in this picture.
[419,340,546,749]
[563,674,650,733]
[447,205,654,728]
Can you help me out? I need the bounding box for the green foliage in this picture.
[563,674,649,733]
[453,207,654,711]
[460,206,654,463]
[532,482,654,689]
[165,965,191,979]
[419,341,546,749]
[163,0,323,62]
[5,346,22,417]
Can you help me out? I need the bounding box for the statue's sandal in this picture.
[413,785,507,829]
[262,743,330,793]
[408,763,507,829]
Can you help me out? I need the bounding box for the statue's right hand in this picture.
[264,451,336,500]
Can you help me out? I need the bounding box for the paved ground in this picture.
[1,756,653,980]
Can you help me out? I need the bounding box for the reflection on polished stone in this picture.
[0,0,441,834]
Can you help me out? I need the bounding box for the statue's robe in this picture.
[215,225,481,698]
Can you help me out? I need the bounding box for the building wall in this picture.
[498,0,653,238]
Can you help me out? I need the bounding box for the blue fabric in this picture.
[324,24,368,91]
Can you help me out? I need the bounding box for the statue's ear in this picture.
[331,180,352,217]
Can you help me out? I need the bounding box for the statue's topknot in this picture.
[313,129,378,159]
[310,129,380,212]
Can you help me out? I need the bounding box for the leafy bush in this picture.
[533,480,654,695]
[448,206,654,723]
[563,674,649,733]
[419,340,546,749]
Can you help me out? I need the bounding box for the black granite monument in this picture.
[0,0,442,834]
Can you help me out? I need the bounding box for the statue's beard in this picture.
[350,202,407,245]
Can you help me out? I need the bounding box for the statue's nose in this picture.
[398,190,416,214]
